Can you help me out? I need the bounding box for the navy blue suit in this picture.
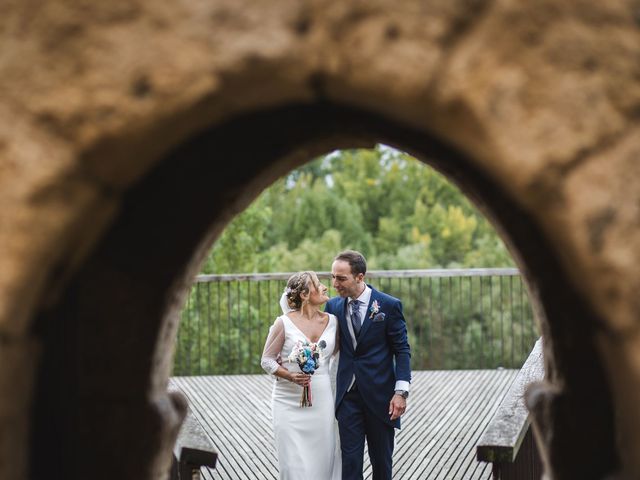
[326,285,411,480]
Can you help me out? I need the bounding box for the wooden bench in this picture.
[169,388,218,480]
[476,338,545,479]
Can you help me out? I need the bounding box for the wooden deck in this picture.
[170,369,518,479]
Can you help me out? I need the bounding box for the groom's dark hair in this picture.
[335,250,367,276]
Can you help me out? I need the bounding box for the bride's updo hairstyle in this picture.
[284,271,319,310]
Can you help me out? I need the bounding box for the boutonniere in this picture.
[369,300,381,319]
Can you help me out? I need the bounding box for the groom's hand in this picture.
[389,394,407,421]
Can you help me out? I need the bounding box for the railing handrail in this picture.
[195,268,521,283]
[476,337,545,463]
[169,385,217,479]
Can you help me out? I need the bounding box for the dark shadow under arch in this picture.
[30,102,618,479]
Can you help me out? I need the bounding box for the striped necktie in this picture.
[350,299,362,337]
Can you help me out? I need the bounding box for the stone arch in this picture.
[1,2,639,479]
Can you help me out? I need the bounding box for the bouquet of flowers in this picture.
[287,339,326,407]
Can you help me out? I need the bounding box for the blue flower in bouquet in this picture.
[302,358,316,373]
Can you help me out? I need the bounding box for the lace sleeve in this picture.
[260,317,285,375]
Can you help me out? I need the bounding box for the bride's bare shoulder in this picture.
[286,311,301,321]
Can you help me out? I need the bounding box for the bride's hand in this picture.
[290,373,311,386]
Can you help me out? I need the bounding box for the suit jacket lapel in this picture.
[357,285,377,342]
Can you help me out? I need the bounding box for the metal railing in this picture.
[173,269,539,376]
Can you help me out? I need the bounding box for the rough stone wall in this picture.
[0,0,639,479]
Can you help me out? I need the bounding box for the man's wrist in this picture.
[395,389,409,399]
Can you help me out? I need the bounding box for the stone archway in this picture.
[1,2,639,479]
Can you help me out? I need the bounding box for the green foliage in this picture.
[200,145,514,274]
[265,230,345,272]
[201,201,273,273]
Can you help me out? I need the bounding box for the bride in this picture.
[260,271,341,479]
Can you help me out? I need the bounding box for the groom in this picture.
[326,250,411,480]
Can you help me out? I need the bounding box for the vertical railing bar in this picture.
[479,274,484,369]
[257,280,262,373]
[448,276,453,369]
[248,279,252,374]
[489,275,494,368]
[510,275,515,367]
[439,276,443,369]
[458,275,463,368]
[468,275,473,369]
[214,282,222,375]
[500,276,505,367]
[397,277,402,357]
[417,276,423,370]
[206,282,212,374]
[186,287,192,375]
[267,280,272,326]
[528,285,535,350]
[428,277,433,370]
[177,295,183,375]
[176,296,183,375]
[407,277,413,366]
[440,276,445,370]
[196,283,202,375]
[216,281,221,374]
[227,281,231,374]
[519,277,525,361]
[236,280,241,372]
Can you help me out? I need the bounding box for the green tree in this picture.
[201,200,272,273]
[201,145,514,274]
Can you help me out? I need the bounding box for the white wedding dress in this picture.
[261,313,341,480]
